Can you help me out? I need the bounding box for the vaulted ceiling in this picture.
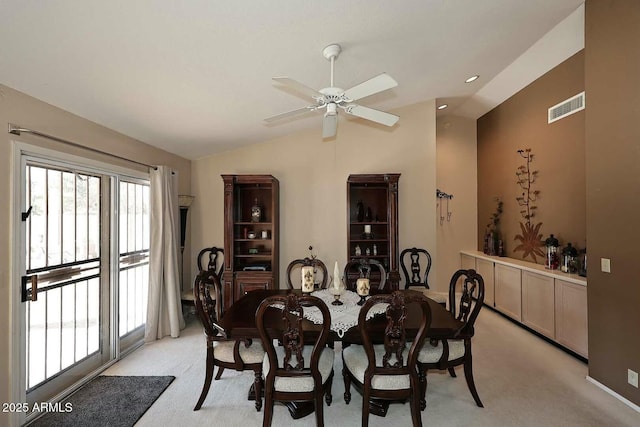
[0,1,583,159]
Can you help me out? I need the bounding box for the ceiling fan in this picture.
[264,44,399,138]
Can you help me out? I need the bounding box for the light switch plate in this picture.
[628,369,639,388]
[601,258,611,273]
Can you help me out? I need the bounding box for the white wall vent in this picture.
[548,91,585,123]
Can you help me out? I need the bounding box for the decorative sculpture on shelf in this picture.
[484,197,503,256]
[513,148,545,262]
[356,200,364,222]
[251,198,262,222]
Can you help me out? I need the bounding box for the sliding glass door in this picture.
[19,155,150,412]
[118,179,150,353]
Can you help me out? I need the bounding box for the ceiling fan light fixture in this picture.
[325,102,338,116]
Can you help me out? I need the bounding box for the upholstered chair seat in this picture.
[408,286,448,305]
[262,346,334,392]
[342,344,411,390]
[214,340,265,364]
[417,340,466,363]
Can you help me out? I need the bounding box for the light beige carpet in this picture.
[104,307,640,427]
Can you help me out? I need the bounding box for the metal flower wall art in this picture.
[513,148,545,262]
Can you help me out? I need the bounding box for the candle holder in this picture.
[328,277,345,305]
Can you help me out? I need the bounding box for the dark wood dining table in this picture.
[216,288,467,418]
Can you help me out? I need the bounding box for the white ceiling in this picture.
[0,1,584,160]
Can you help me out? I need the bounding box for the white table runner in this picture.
[274,289,388,338]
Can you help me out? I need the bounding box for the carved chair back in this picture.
[193,271,224,339]
[285,257,329,290]
[448,269,485,335]
[193,269,265,412]
[197,246,224,278]
[359,291,432,380]
[256,294,331,385]
[400,247,433,289]
[343,258,387,291]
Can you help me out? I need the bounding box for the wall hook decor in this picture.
[436,189,453,225]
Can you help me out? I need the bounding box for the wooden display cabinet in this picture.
[222,175,279,309]
[346,174,400,290]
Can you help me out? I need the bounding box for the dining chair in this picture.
[285,257,329,290]
[256,294,335,427]
[343,258,387,291]
[400,247,447,305]
[342,291,431,427]
[417,268,485,410]
[193,270,265,411]
[182,246,224,309]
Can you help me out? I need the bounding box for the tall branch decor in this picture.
[513,148,544,262]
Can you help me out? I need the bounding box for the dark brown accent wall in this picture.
[585,0,640,405]
[477,51,586,264]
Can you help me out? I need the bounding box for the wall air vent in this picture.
[548,91,585,124]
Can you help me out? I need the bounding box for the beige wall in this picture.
[190,101,439,291]
[0,84,191,425]
[436,115,478,288]
[585,0,640,406]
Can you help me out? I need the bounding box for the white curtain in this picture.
[145,166,185,342]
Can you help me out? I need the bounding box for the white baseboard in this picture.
[586,376,640,413]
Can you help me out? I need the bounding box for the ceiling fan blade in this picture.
[346,105,399,127]
[273,77,323,99]
[264,106,316,123]
[342,73,398,101]
[322,114,338,138]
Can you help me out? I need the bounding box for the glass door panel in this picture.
[24,164,108,405]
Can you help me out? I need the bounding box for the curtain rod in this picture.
[8,123,157,170]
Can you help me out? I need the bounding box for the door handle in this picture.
[21,275,38,302]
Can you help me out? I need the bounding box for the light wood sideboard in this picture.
[460,250,588,358]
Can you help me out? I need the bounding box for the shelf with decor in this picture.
[222,174,279,309]
[346,174,400,290]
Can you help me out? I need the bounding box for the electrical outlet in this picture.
[601,258,611,273]
[628,369,639,388]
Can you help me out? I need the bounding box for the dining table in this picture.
[215,288,468,419]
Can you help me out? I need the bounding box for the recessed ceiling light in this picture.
[437,104,448,110]
[465,75,479,83]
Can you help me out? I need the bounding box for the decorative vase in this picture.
[356,200,364,222]
[251,198,261,223]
